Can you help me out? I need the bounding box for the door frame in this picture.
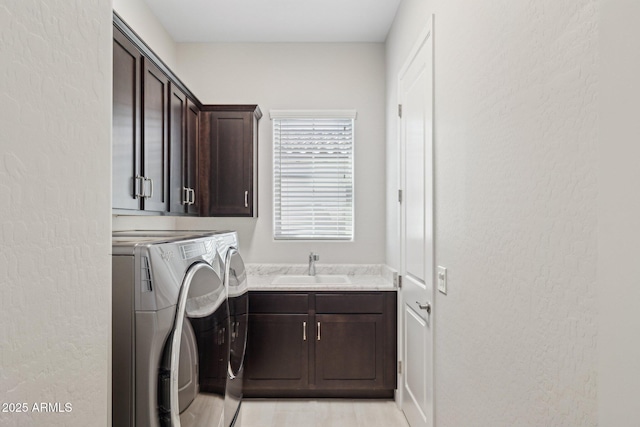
[396,14,435,427]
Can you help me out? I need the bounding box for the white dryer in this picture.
[112,231,245,427]
[210,233,249,427]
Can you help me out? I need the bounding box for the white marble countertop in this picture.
[245,264,396,292]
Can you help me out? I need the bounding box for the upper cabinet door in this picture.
[186,100,200,215]
[168,84,200,216]
[141,59,170,212]
[200,106,261,217]
[168,83,187,214]
[112,26,141,211]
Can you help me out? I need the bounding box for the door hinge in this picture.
[398,275,402,289]
[398,189,403,203]
[398,361,402,374]
[398,104,403,118]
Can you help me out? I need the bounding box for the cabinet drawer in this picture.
[316,293,384,314]
[249,293,309,314]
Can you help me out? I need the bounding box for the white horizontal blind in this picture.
[273,114,354,240]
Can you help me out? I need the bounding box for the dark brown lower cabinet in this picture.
[243,291,396,398]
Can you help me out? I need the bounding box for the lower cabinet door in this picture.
[314,314,385,390]
[244,314,309,391]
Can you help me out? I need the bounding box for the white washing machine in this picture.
[112,231,248,427]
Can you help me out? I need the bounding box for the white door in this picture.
[399,16,434,427]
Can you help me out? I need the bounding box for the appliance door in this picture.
[224,248,249,427]
[158,261,229,427]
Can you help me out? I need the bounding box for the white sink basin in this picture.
[271,274,351,285]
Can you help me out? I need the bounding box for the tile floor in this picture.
[240,399,410,427]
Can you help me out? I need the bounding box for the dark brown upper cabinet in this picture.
[200,105,262,217]
[112,25,141,211]
[113,13,260,218]
[168,84,200,215]
[113,24,169,213]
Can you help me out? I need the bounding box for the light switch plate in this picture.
[437,266,447,294]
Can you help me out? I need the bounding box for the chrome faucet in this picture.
[308,252,319,276]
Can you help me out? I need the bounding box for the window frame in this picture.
[271,109,357,242]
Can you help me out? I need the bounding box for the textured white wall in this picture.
[387,0,598,425]
[0,0,112,425]
[113,0,178,71]
[174,43,387,264]
[598,0,640,425]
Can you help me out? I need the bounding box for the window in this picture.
[272,110,356,240]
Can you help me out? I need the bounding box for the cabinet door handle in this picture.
[183,187,189,205]
[303,321,307,341]
[144,177,153,199]
[135,175,145,198]
[244,190,249,208]
[317,322,321,341]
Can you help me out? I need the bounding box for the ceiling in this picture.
[143,0,402,43]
